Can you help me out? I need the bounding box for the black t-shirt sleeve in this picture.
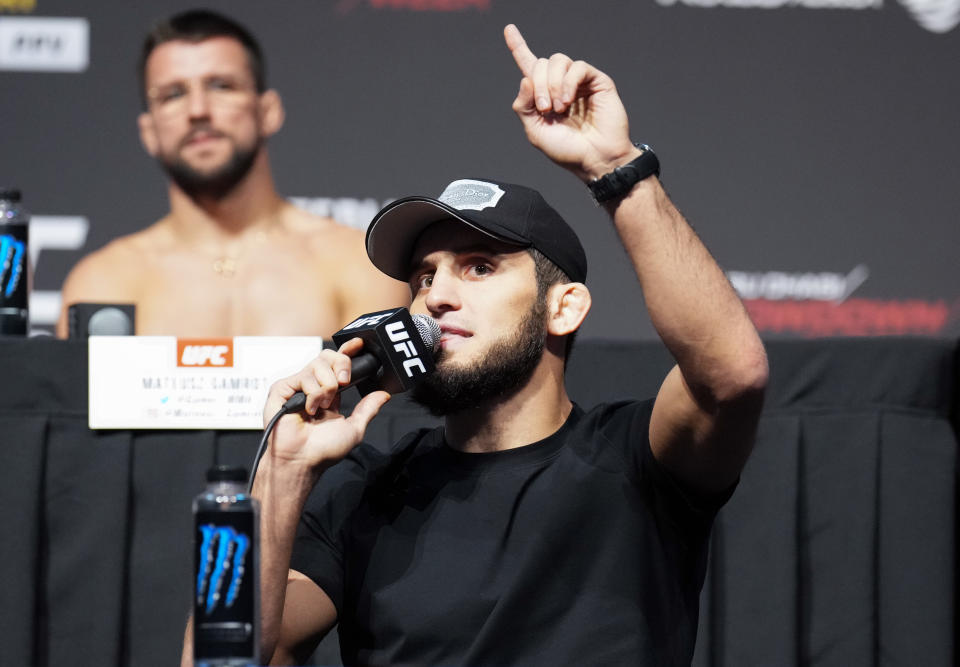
[290,446,378,614]
[289,431,431,615]
[641,437,737,543]
[594,400,737,545]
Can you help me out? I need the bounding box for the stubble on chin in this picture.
[159,133,261,201]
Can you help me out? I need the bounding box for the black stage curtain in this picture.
[0,338,956,666]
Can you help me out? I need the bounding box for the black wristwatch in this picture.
[587,143,660,203]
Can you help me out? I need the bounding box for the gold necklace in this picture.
[212,256,239,278]
[209,223,275,278]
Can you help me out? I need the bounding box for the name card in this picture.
[89,336,324,429]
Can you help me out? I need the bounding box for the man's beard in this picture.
[411,298,547,417]
[160,135,260,201]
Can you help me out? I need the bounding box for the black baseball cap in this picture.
[365,178,587,284]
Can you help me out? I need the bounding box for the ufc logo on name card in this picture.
[385,321,427,378]
[177,339,234,367]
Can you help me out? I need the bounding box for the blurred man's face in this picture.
[141,37,264,199]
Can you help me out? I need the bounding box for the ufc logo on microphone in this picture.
[177,339,234,367]
[385,321,426,378]
[341,312,391,331]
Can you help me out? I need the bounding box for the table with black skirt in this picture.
[0,337,955,666]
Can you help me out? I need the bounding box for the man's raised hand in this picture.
[503,24,640,182]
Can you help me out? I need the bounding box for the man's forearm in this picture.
[253,454,323,664]
[605,173,767,405]
[180,615,193,667]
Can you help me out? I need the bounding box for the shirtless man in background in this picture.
[56,9,408,338]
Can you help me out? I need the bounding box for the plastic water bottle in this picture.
[193,465,259,667]
[0,188,30,336]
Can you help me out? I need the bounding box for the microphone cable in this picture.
[246,392,307,493]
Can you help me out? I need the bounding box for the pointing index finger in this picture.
[504,23,537,77]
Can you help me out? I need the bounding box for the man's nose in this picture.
[423,269,461,314]
[186,85,212,118]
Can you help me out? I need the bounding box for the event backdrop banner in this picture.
[1,0,957,340]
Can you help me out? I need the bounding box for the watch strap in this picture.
[587,144,660,203]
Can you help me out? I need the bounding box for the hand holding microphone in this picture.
[252,309,440,488]
[282,307,442,413]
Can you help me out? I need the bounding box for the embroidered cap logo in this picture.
[438,179,506,211]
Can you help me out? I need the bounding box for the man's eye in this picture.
[471,264,492,276]
[156,87,185,103]
[416,274,433,289]
[207,77,237,91]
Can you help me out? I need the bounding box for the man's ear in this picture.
[546,282,591,336]
[258,89,285,137]
[138,112,158,157]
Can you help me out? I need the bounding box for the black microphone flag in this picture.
[331,307,439,396]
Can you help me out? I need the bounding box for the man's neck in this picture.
[442,358,573,454]
[166,150,284,241]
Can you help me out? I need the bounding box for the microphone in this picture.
[87,307,135,335]
[68,303,136,337]
[284,308,441,412]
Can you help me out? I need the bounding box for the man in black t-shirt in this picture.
[240,24,768,667]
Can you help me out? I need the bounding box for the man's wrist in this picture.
[582,144,644,182]
[252,453,324,500]
[586,143,660,204]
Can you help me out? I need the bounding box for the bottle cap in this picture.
[206,464,247,482]
[0,189,22,202]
